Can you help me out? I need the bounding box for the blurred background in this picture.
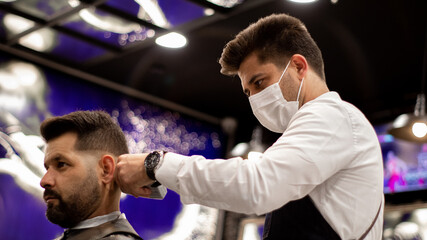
[0,0,427,239]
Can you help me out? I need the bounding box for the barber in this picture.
[116,13,384,239]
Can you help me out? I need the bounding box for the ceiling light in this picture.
[155,32,187,48]
[18,28,55,52]
[204,8,215,16]
[4,13,55,52]
[3,14,35,34]
[67,1,141,35]
[79,8,141,34]
[412,122,427,138]
[135,0,170,28]
[206,0,244,8]
[68,0,80,7]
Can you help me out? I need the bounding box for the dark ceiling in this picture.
[1,0,427,144]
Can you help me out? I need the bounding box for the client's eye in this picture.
[57,162,68,168]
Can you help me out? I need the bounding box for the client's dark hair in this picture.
[40,110,128,156]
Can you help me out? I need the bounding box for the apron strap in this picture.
[358,198,382,240]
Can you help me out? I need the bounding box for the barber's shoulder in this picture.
[302,93,348,118]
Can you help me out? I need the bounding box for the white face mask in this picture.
[248,60,304,133]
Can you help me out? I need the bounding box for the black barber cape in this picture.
[55,216,142,240]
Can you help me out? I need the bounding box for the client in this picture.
[39,110,142,240]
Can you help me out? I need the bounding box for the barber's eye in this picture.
[255,80,263,87]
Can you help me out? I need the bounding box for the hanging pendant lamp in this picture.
[388,23,427,142]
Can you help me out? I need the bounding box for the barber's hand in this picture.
[115,153,155,198]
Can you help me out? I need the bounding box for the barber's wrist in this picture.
[144,151,166,186]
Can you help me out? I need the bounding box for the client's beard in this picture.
[44,172,101,228]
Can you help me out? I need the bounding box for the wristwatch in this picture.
[144,151,165,182]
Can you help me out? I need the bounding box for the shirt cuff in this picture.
[155,152,188,193]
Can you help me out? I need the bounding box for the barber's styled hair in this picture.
[219,13,325,80]
[40,110,128,156]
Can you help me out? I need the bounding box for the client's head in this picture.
[39,110,128,228]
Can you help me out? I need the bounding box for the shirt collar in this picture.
[71,211,125,230]
[317,91,340,100]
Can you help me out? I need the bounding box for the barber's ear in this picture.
[100,155,115,184]
[291,54,308,79]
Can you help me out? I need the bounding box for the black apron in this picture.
[262,195,341,240]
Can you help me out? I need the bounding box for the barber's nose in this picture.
[40,170,54,189]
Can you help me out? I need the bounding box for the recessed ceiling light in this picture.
[155,32,187,48]
[204,8,215,16]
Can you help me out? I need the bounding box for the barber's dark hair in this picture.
[40,110,128,156]
[219,13,325,80]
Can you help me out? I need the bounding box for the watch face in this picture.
[146,151,161,181]
[147,151,160,169]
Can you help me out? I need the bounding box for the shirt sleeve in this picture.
[156,102,354,215]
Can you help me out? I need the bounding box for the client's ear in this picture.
[100,155,115,184]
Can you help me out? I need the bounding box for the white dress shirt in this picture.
[156,92,384,239]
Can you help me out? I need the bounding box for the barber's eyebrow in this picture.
[248,73,264,85]
[243,73,264,96]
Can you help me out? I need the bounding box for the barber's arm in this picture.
[115,148,317,215]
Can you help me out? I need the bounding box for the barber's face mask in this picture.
[248,60,304,133]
